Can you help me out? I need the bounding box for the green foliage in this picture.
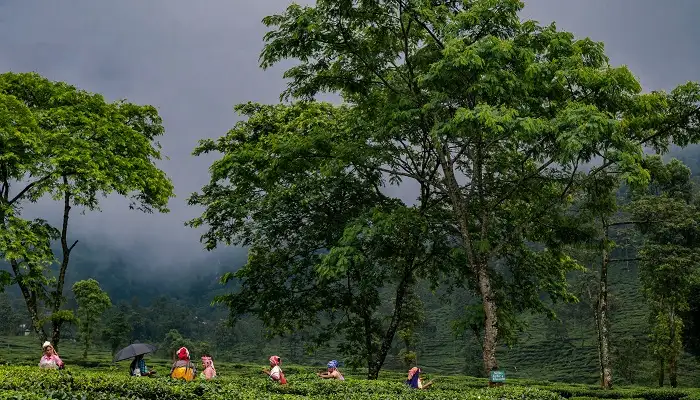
[189,101,457,378]
[256,0,700,375]
[161,329,196,359]
[6,365,700,400]
[72,279,112,359]
[0,71,174,214]
[628,157,700,386]
[0,365,564,400]
[0,294,20,335]
[0,71,174,347]
[101,304,133,356]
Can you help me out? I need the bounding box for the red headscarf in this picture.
[177,347,190,361]
[269,355,281,366]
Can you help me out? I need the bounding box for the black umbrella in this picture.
[113,343,158,362]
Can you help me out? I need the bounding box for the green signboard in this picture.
[489,370,506,383]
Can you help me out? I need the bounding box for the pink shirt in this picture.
[203,366,216,379]
[39,354,63,369]
[270,365,281,380]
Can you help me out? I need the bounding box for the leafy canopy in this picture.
[0,72,175,345]
[257,0,700,344]
[189,101,457,375]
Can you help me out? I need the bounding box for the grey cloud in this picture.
[0,1,698,267]
[522,0,700,90]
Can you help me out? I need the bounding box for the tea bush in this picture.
[3,366,700,400]
[0,366,559,400]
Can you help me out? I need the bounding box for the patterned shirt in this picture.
[138,358,147,375]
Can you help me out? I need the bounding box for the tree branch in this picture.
[8,174,54,206]
[373,165,447,193]
[560,158,580,201]
[609,258,640,263]
[1,179,8,201]
[396,0,445,49]
[493,158,556,207]
[610,219,679,227]
[639,105,700,147]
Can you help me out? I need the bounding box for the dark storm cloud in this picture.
[0,1,698,266]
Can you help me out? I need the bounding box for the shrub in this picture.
[0,366,561,400]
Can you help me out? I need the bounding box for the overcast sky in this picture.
[0,0,698,267]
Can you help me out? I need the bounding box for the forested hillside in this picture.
[3,225,700,386]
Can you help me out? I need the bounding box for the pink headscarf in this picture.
[269,355,281,366]
[407,367,421,380]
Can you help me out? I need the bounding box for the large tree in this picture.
[189,102,455,378]
[257,0,700,374]
[0,72,174,350]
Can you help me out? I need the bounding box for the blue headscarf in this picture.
[327,360,339,369]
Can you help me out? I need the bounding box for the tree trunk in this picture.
[83,337,89,359]
[477,263,499,375]
[594,294,604,387]
[435,144,497,375]
[2,203,47,344]
[668,310,678,388]
[369,263,415,379]
[669,357,678,388]
[10,260,48,343]
[658,358,665,387]
[50,178,76,351]
[598,229,613,389]
[363,308,378,380]
[433,134,498,376]
[51,322,62,352]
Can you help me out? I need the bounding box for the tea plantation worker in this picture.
[169,347,196,381]
[200,355,216,380]
[406,367,433,389]
[39,341,64,370]
[130,354,155,377]
[262,355,287,384]
[317,360,344,380]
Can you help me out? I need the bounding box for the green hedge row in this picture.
[531,383,700,400]
[4,366,700,400]
[0,367,560,400]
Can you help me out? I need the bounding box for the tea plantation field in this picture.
[2,364,700,400]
